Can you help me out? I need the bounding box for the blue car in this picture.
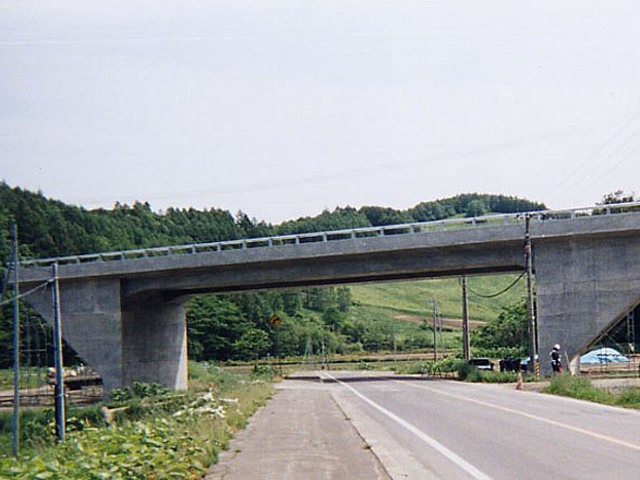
[520,354,539,372]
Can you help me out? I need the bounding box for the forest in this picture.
[0,182,548,366]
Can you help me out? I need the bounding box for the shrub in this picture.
[252,365,276,378]
[614,387,640,408]
[544,375,609,403]
[475,371,518,383]
[435,356,466,373]
[457,362,482,382]
[110,382,170,402]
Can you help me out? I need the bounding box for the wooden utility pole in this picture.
[524,214,538,378]
[461,276,470,361]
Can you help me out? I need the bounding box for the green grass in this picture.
[0,367,50,391]
[0,363,275,478]
[348,304,460,350]
[543,375,640,408]
[350,274,526,324]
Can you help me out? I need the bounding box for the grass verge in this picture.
[543,374,640,409]
[0,363,275,479]
[394,357,537,383]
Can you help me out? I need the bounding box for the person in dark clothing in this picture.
[550,344,562,373]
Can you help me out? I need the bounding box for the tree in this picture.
[336,287,352,312]
[471,298,529,351]
[186,296,253,361]
[359,206,412,226]
[232,329,271,361]
[465,199,487,218]
[600,190,636,205]
[322,307,345,332]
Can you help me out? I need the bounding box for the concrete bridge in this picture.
[18,204,640,392]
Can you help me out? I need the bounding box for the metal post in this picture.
[392,314,397,366]
[438,309,444,357]
[524,214,539,378]
[52,262,66,441]
[433,300,438,362]
[461,276,470,361]
[12,223,20,457]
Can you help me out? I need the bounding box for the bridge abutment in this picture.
[536,233,640,376]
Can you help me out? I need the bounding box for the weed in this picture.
[543,374,640,409]
[0,366,275,478]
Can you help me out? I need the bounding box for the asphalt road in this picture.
[327,371,640,480]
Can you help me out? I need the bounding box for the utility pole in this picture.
[461,276,470,361]
[12,223,20,457]
[524,214,538,378]
[52,262,66,441]
[432,300,438,362]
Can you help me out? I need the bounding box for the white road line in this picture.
[401,380,640,453]
[326,373,492,480]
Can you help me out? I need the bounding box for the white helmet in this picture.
[553,344,560,350]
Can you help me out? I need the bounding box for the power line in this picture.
[545,107,640,204]
[578,141,640,195]
[0,263,13,298]
[0,280,51,307]
[563,124,640,202]
[68,117,620,208]
[463,272,525,299]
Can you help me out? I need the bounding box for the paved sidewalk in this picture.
[205,379,390,480]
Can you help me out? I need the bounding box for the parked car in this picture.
[468,358,494,371]
[499,358,521,372]
[520,355,539,373]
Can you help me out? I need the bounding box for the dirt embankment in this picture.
[394,314,485,330]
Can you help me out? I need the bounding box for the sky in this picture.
[1,0,640,224]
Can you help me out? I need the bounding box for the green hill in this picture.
[351,274,526,324]
[345,275,527,352]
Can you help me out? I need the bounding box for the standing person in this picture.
[550,344,562,373]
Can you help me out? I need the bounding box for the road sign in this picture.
[269,314,282,327]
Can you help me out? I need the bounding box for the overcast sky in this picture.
[1,1,639,223]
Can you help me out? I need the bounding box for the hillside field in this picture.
[350,273,527,327]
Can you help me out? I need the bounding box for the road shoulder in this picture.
[205,378,390,480]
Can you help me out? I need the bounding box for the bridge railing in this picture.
[20,201,640,268]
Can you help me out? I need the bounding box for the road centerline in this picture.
[326,373,493,480]
[398,380,640,453]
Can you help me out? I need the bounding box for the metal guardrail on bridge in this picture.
[21,201,640,268]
